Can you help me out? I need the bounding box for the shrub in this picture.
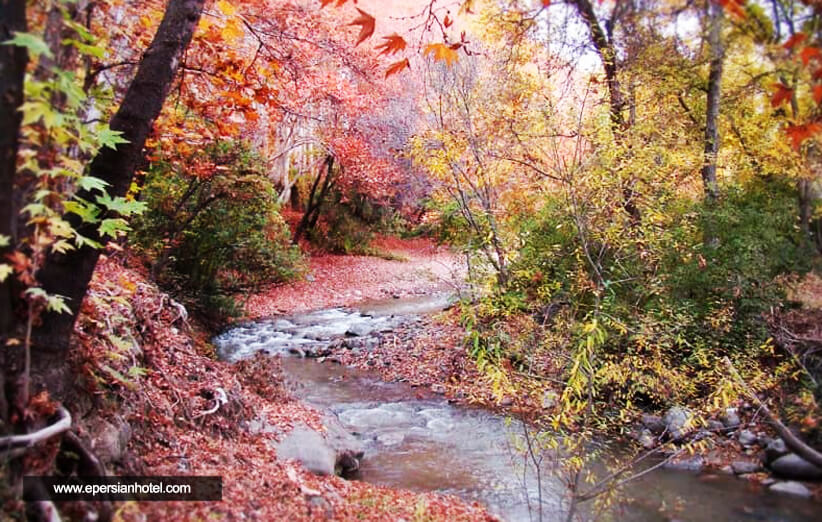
[131,141,304,320]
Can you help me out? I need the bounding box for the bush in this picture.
[470,177,812,412]
[131,141,304,320]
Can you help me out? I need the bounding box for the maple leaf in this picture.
[375,33,406,56]
[814,68,822,81]
[348,8,375,46]
[814,85,822,104]
[800,46,821,66]
[320,0,349,7]
[783,32,807,50]
[444,15,453,28]
[385,58,410,78]
[771,82,793,108]
[785,122,822,150]
[542,0,551,6]
[424,43,460,66]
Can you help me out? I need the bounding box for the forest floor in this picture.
[243,235,465,318]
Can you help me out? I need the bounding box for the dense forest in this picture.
[1,0,822,520]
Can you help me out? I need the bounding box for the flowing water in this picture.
[214,294,821,521]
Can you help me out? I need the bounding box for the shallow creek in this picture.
[214,295,820,521]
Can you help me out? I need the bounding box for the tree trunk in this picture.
[701,0,723,202]
[294,155,334,243]
[570,0,625,128]
[570,0,640,224]
[33,0,205,368]
[0,0,27,344]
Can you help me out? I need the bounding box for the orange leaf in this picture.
[815,85,822,104]
[771,82,793,108]
[444,15,453,28]
[348,8,376,46]
[542,0,551,6]
[800,46,821,66]
[785,122,822,150]
[718,0,746,18]
[321,0,349,7]
[375,33,406,56]
[783,32,807,50]
[424,43,459,66]
[385,58,410,78]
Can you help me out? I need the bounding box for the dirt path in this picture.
[244,237,465,318]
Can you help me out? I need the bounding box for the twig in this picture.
[193,387,227,418]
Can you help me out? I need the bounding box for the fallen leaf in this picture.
[348,8,375,46]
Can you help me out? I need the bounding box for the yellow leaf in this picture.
[216,0,236,16]
[424,43,460,66]
[221,18,244,42]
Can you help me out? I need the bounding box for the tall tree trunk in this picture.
[0,0,27,339]
[701,0,723,202]
[570,0,640,224]
[0,0,29,422]
[32,0,205,377]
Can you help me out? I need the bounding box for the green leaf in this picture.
[74,232,103,249]
[2,32,53,58]
[77,176,109,194]
[99,218,130,238]
[0,264,12,283]
[46,294,72,315]
[62,38,105,59]
[95,194,146,216]
[97,127,129,150]
[64,199,100,223]
[0,235,9,247]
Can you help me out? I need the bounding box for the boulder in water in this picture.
[769,453,822,480]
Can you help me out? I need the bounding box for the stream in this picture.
[214,294,820,521]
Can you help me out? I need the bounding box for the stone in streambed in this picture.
[769,481,812,498]
[663,455,705,472]
[276,426,336,476]
[731,461,761,474]
[663,406,693,441]
[641,414,666,435]
[738,429,758,447]
[769,453,822,480]
[764,438,789,464]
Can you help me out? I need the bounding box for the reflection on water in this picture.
[217,305,821,521]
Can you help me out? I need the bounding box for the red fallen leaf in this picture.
[783,32,807,50]
[771,82,793,108]
[348,8,375,46]
[814,85,822,104]
[375,33,406,56]
[785,122,822,150]
[385,57,410,78]
[800,45,822,66]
